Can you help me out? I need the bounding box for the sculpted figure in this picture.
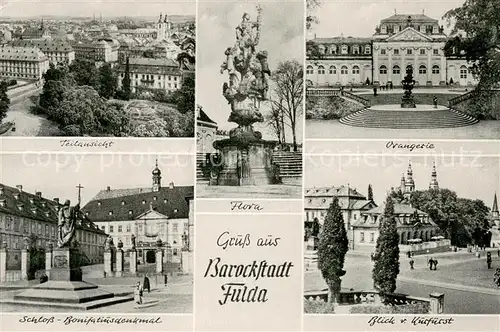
[57,200,80,248]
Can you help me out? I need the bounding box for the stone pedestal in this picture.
[21,249,30,281]
[156,250,163,274]
[115,250,123,277]
[129,250,137,275]
[429,292,444,314]
[0,248,6,283]
[401,95,416,108]
[50,248,82,281]
[181,251,193,274]
[104,250,113,276]
[213,139,277,186]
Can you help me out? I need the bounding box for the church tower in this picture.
[429,162,439,190]
[156,12,171,40]
[400,173,406,193]
[152,160,162,192]
[403,161,415,200]
[493,193,499,219]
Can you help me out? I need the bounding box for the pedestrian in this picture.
[164,273,168,287]
[494,268,500,287]
[409,258,414,270]
[487,252,492,269]
[433,259,438,270]
[407,251,411,258]
[143,273,151,293]
[433,96,438,108]
[428,258,434,270]
[134,282,143,305]
[497,248,500,257]
[373,86,377,96]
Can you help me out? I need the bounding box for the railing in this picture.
[306,88,371,107]
[304,289,436,313]
[448,89,478,107]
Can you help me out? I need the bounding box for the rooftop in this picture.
[0,45,47,62]
[381,14,438,23]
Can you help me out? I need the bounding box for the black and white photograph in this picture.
[196,1,303,198]
[0,153,194,313]
[303,155,500,314]
[0,0,195,137]
[305,0,500,139]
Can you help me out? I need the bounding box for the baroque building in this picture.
[116,57,183,94]
[0,45,49,81]
[0,184,107,270]
[71,38,119,63]
[196,106,218,154]
[10,39,75,65]
[306,13,477,87]
[81,162,194,265]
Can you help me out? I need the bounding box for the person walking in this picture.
[409,258,415,270]
[134,282,143,305]
[428,257,434,271]
[487,252,492,269]
[143,274,151,293]
[433,258,438,270]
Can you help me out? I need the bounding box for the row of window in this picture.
[379,48,440,56]
[316,44,371,56]
[379,64,440,75]
[101,222,187,233]
[307,65,364,75]
[307,64,460,77]
[359,232,375,243]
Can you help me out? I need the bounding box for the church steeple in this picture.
[493,192,499,218]
[403,161,415,200]
[429,162,439,190]
[152,159,162,192]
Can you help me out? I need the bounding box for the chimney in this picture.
[169,182,174,189]
[35,191,42,197]
[16,185,23,191]
[53,198,59,204]
[106,186,111,191]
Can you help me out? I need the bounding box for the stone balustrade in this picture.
[306,88,371,107]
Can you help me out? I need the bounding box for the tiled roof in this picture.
[21,27,46,38]
[0,183,104,234]
[10,39,74,53]
[305,185,367,199]
[353,203,437,228]
[129,57,179,67]
[116,57,181,75]
[197,108,217,124]
[381,14,438,23]
[82,185,193,222]
[0,46,47,62]
[363,203,427,215]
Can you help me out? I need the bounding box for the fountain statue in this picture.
[212,6,277,186]
[401,66,417,108]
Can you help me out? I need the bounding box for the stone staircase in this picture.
[196,151,302,185]
[339,108,478,129]
[272,151,302,185]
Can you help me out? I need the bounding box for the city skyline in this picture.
[0,0,195,18]
[197,1,304,141]
[305,156,499,207]
[0,154,194,207]
[308,0,466,39]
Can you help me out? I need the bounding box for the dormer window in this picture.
[329,45,337,55]
[163,199,167,204]
[17,203,24,211]
[14,193,20,200]
[109,211,113,216]
[364,45,371,54]
[352,45,359,55]
[318,44,325,54]
[174,208,178,213]
[31,208,37,214]
[153,196,157,201]
[129,210,133,215]
[97,201,101,206]
[142,200,146,205]
[85,211,89,216]
[41,202,46,208]
[341,45,348,55]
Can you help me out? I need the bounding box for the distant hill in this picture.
[0,15,195,22]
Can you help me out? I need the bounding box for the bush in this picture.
[304,300,335,314]
[350,302,430,314]
[28,247,45,280]
[306,96,363,120]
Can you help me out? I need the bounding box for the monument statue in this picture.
[131,234,136,249]
[220,5,270,142]
[401,66,416,108]
[57,200,80,248]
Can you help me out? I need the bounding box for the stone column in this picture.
[400,49,405,84]
[156,249,163,274]
[429,292,444,314]
[427,51,432,86]
[373,44,379,85]
[440,54,446,85]
[0,243,7,283]
[413,52,418,85]
[129,249,137,275]
[21,248,30,281]
[45,243,53,278]
[388,49,392,85]
[115,249,123,277]
[104,249,113,276]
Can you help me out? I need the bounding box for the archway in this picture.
[146,250,156,263]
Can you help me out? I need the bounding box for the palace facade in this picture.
[82,163,194,265]
[0,45,49,81]
[116,57,182,94]
[306,13,477,87]
[0,184,107,269]
[10,39,75,65]
[71,38,119,63]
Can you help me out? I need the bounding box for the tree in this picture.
[69,59,99,90]
[120,57,132,100]
[271,60,303,151]
[0,81,10,123]
[265,99,284,144]
[317,197,348,304]
[307,0,323,30]
[368,184,374,201]
[131,118,170,137]
[172,74,195,114]
[372,196,400,303]
[98,63,117,99]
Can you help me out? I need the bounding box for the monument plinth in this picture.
[401,67,417,108]
[212,6,278,186]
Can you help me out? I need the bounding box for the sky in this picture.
[0,153,194,206]
[0,0,195,18]
[197,1,304,142]
[308,0,466,39]
[305,155,500,207]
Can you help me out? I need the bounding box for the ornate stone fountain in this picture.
[401,66,417,108]
[212,6,277,186]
